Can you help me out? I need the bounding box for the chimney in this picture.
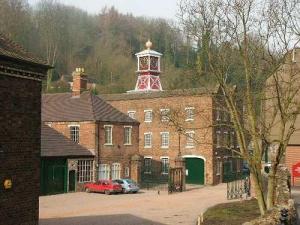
[72,68,87,97]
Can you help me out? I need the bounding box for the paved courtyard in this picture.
[40,184,230,225]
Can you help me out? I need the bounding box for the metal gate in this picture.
[168,167,183,193]
[227,177,250,200]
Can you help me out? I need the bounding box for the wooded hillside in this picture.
[0,0,208,93]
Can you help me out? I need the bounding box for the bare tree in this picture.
[179,0,300,215]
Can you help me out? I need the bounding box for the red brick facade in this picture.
[104,91,241,185]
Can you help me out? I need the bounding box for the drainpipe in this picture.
[95,122,101,181]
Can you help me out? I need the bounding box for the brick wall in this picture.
[0,74,41,225]
[285,145,300,186]
[47,121,140,180]
[107,95,219,184]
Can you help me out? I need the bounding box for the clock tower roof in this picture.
[135,40,163,57]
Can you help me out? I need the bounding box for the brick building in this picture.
[102,41,242,185]
[41,68,140,194]
[0,34,50,225]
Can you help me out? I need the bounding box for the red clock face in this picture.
[139,57,149,70]
[150,56,158,70]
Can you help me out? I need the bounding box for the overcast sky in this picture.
[28,0,180,20]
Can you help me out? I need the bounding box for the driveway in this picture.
[40,184,230,225]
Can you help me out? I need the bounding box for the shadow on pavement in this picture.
[40,214,166,225]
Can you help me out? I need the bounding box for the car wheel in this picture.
[85,188,90,193]
[105,190,110,195]
[122,188,126,194]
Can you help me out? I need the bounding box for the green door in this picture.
[68,170,76,192]
[185,158,205,184]
[41,158,67,195]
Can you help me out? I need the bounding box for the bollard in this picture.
[279,208,289,225]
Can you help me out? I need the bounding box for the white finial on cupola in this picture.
[146,39,152,50]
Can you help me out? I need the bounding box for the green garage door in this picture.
[41,158,67,195]
[185,158,205,184]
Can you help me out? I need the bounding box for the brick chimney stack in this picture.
[72,68,87,97]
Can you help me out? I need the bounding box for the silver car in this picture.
[113,179,139,193]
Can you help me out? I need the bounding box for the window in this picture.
[124,126,132,145]
[186,131,195,148]
[216,131,221,148]
[78,160,94,183]
[160,109,170,122]
[216,158,222,175]
[185,107,195,121]
[161,132,169,148]
[99,164,110,180]
[230,132,235,148]
[224,131,230,148]
[128,111,136,119]
[111,163,121,180]
[125,167,130,177]
[144,110,153,122]
[161,157,169,174]
[144,157,152,174]
[144,132,152,148]
[104,125,113,145]
[70,126,79,143]
[216,109,221,121]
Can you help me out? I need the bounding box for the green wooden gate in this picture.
[185,158,204,184]
[41,158,67,195]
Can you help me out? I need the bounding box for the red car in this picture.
[84,180,122,195]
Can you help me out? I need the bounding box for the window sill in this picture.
[161,146,169,149]
[185,119,194,122]
[124,143,132,146]
[144,172,152,174]
[144,146,152,149]
[185,145,195,149]
[104,144,113,146]
[161,173,169,175]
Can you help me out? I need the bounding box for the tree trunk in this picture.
[251,170,267,215]
[266,171,276,210]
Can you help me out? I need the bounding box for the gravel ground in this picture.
[40,184,231,225]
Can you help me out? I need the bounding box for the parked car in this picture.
[84,180,122,195]
[113,179,140,193]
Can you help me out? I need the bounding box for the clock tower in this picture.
[133,40,163,92]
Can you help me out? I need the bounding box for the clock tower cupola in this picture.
[133,40,163,92]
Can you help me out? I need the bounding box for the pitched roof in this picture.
[41,125,95,157]
[101,86,219,101]
[0,33,50,68]
[42,91,139,123]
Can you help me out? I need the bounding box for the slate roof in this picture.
[0,33,50,68]
[41,125,94,157]
[42,91,139,123]
[101,86,219,101]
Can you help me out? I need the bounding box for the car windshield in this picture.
[125,179,136,184]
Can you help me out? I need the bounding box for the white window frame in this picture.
[144,157,152,174]
[144,132,152,148]
[224,131,229,148]
[69,125,80,143]
[128,111,136,119]
[144,109,153,122]
[104,125,113,145]
[216,131,221,148]
[160,108,170,122]
[78,160,94,183]
[185,131,195,148]
[160,157,169,174]
[124,126,132,145]
[98,164,110,180]
[185,107,195,121]
[160,132,169,149]
[111,163,121,180]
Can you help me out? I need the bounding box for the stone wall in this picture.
[0,74,42,225]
